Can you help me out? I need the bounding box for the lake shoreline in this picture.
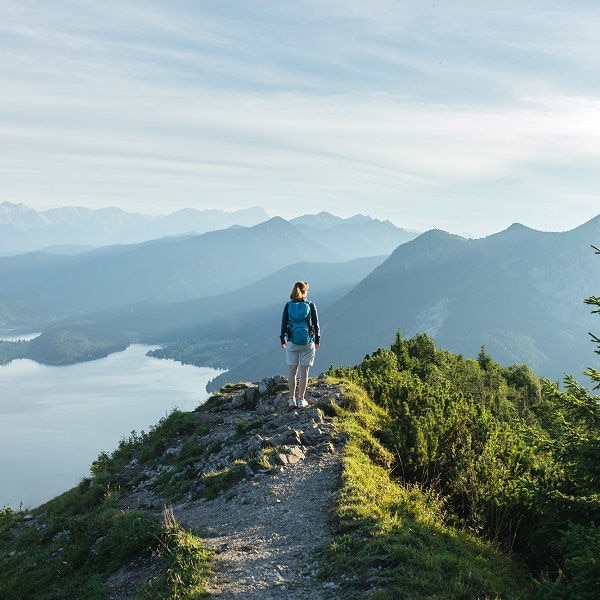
[0,332,224,374]
[0,344,222,510]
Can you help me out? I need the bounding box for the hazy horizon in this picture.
[2,2,600,238]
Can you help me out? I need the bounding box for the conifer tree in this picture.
[583,244,600,388]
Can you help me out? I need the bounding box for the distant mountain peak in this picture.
[290,212,381,229]
[383,228,470,269]
[290,212,343,228]
[419,227,463,239]
[0,201,45,229]
[485,222,541,243]
[503,222,535,234]
[0,201,31,211]
[403,228,468,248]
[254,215,291,230]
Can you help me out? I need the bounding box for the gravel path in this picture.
[107,378,346,599]
[175,450,341,599]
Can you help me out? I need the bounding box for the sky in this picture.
[2,1,600,238]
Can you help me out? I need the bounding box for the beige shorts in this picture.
[285,341,316,366]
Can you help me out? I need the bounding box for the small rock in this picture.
[163,446,181,459]
[323,581,341,590]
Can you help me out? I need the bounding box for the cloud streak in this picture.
[1,0,600,236]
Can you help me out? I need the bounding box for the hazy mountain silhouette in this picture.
[27,255,386,365]
[0,213,408,326]
[210,216,600,388]
[0,217,336,317]
[290,212,417,259]
[0,203,417,258]
[0,202,269,254]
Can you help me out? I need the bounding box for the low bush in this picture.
[326,329,600,596]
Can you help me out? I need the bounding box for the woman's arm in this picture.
[310,302,320,345]
[280,303,289,345]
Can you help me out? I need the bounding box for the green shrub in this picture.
[201,461,247,500]
[329,331,600,594]
[324,377,534,598]
[143,506,212,599]
[536,523,600,599]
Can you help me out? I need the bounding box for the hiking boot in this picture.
[297,398,309,408]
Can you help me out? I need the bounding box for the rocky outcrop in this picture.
[108,375,347,599]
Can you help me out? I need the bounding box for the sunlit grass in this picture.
[322,378,535,599]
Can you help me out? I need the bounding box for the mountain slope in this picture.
[27,255,385,365]
[290,211,418,258]
[0,217,338,317]
[212,216,600,387]
[0,212,414,326]
[320,216,600,378]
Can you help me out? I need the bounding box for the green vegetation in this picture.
[147,337,259,372]
[0,487,162,599]
[321,376,535,599]
[323,326,600,598]
[88,408,252,504]
[28,329,128,364]
[0,410,215,599]
[0,339,30,365]
[140,507,212,599]
[147,340,236,371]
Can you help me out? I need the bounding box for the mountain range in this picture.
[1,207,599,388]
[0,202,417,259]
[0,202,269,255]
[210,216,600,389]
[0,214,413,322]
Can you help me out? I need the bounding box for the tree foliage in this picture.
[329,319,600,595]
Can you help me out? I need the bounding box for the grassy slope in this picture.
[0,410,213,600]
[323,378,534,599]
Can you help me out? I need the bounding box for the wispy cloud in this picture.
[1,0,599,235]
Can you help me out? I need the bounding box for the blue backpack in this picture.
[287,301,313,345]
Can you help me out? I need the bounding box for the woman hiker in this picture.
[280,281,320,409]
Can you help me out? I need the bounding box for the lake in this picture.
[0,342,220,510]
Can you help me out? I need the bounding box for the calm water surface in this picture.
[0,342,219,509]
